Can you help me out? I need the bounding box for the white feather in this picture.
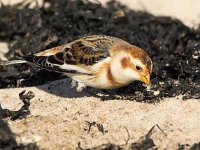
[0,60,27,66]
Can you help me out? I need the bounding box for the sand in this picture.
[0,79,200,149]
[1,0,200,149]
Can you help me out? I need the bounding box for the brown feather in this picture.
[121,57,131,69]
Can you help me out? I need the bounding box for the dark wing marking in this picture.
[65,39,112,66]
[47,52,64,65]
[22,54,89,75]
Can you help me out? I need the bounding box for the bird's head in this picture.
[110,45,152,86]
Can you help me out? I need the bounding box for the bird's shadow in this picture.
[36,78,150,101]
[37,78,86,98]
[37,78,119,100]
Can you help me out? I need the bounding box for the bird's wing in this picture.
[23,35,115,74]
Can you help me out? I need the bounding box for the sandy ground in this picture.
[0,79,200,149]
[0,0,200,149]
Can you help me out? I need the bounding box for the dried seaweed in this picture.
[0,0,199,101]
[0,90,35,120]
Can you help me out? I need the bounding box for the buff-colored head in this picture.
[110,45,152,86]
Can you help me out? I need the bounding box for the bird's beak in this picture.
[141,74,150,85]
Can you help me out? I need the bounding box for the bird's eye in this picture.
[136,65,142,71]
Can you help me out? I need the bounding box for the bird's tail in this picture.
[0,59,27,66]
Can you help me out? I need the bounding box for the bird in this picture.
[1,35,153,91]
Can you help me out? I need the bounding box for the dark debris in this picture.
[0,120,39,150]
[85,121,108,135]
[78,142,123,150]
[78,124,200,150]
[178,144,190,150]
[78,125,166,150]
[190,142,200,150]
[0,0,200,101]
[0,120,17,149]
[129,124,166,150]
[0,90,35,120]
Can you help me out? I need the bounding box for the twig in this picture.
[146,124,167,139]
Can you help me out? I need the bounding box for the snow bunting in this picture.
[1,35,152,91]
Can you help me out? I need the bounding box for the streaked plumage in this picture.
[1,35,153,91]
